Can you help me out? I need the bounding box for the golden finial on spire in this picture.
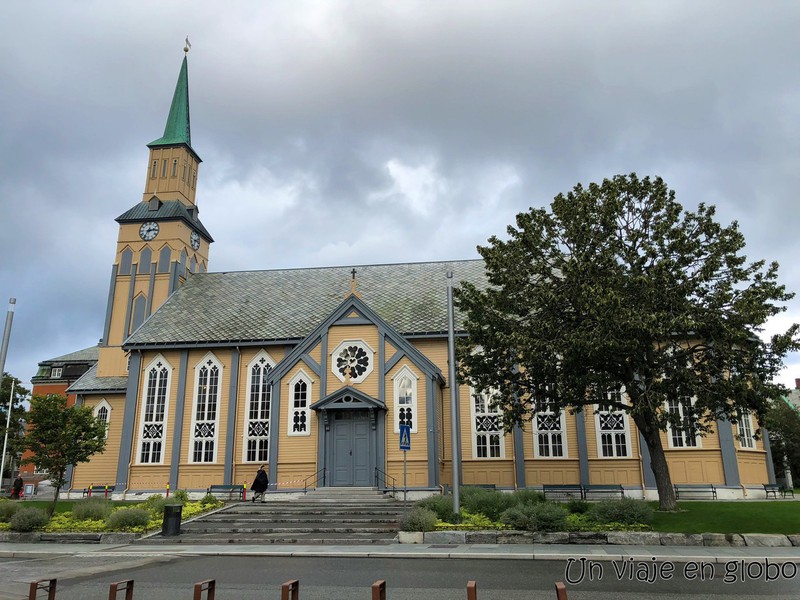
[184,36,192,54]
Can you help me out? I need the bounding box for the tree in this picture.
[455,173,798,510]
[0,373,28,479]
[22,394,106,517]
[764,399,800,483]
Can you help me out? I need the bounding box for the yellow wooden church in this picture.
[56,51,774,499]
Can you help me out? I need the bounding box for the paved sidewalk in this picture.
[3,541,800,562]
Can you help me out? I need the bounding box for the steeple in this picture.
[147,55,194,151]
[141,48,202,206]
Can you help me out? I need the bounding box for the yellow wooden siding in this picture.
[522,409,581,485]
[386,459,429,486]
[71,394,126,489]
[664,449,724,484]
[736,451,768,485]
[178,465,226,490]
[277,360,319,486]
[385,340,397,357]
[129,465,170,490]
[385,360,428,484]
[327,325,380,398]
[307,342,321,365]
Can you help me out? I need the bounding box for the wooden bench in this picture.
[583,484,625,500]
[82,484,115,498]
[674,483,717,500]
[206,484,245,501]
[543,484,584,500]
[764,483,794,499]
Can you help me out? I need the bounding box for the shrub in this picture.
[199,493,218,506]
[400,507,438,532]
[566,499,589,514]
[107,508,151,530]
[143,494,167,515]
[461,488,516,521]
[588,498,654,526]
[500,507,530,530]
[527,502,568,532]
[72,498,113,521]
[417,494,459,523]
[0,501,19,522]
[9,508,49,532]
[172,490,190,504]
[510,489,545,506]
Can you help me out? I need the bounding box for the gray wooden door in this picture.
[332,410,371,486]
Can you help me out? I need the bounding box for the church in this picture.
[50,50,773,499]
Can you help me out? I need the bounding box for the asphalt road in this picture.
[4,555,800,600]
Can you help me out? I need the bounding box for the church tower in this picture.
[96,46,213,377]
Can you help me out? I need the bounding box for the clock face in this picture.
[190,231,200,251]
[139,221,159,241]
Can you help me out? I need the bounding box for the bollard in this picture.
[281,579,299,600]
[554,581,568,600]
[371,580,386,600]
[242,484,247,502]
[193,580,215,600]
[108,580,134,600]
[161,504,182,536]
[28,579,57,600]
[166,483,170,498]
[104,485,110,499]
[88,484,93,498]
[466,581,477,600]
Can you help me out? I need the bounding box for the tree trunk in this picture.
[48,470,65,519]
[633,412,677,511]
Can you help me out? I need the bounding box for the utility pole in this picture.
[0,298,17,489]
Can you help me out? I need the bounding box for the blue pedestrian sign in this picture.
[399,424,411,451]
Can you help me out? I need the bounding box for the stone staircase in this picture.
[144,487,406,545]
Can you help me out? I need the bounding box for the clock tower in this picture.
[96,47,213,377]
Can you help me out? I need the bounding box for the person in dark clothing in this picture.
[11,476,23,500]
[250,465,269,503]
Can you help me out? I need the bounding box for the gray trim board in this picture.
[224,349,240,485]
[268,381,280,488]
[169,351,189,488]
[378,333,385,404]
[427,374,439,487]
[638,432,657,488]
[385,350,404,373]
[716,419,741,486]
[116,352,142,490]
[575,410,590,486]
[299,353,321,376]
[146,264,156,315]
[316,410,326,487]
[102,265,118,345]
[168,261,179,295]
[513,423,526,488]
[123,266,137,339]
[763,427,777,484]
[320,333,328,398]
[334,316,373,326]
[377,408,386,487]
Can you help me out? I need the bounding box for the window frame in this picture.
[533,396,567,459]
[594,388,632,459]
[287,369,312,437]
[737,412,756,450]
[666,396,702,449]
[136,354,172,465]
[50,367,63,379]
[469,387,505,459]
[392,365,419,434]
[189,352,223,464]
[243,350,276,463]
[94,399,112,439]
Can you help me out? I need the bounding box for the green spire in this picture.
[148,55,192,148]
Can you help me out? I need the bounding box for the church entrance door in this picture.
[331,410,371,486]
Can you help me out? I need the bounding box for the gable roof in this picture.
[116,199,213,242]
[40,345,100,365]
[67,364,129,394]
[125,259,486,348]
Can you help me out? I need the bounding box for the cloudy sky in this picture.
[1,1,799,390]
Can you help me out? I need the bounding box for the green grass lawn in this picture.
[651,501,800,535]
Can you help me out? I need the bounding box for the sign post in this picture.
[399,424,411,511]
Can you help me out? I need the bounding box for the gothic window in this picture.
[179,249,187,275]
[190,256,197,273]
[138,247,152,274]
[151,160,157,178]
[172,159,178,177]
[738,413,755,449]
[138,356,172,464]
[119,248,133,275]
[245,351,275,462]
[288,370,312,436]
[183,162,187,181]
[191,354,222,463]
[94,399,111,439]
[130,295,147,334]
[161,159,167,177]
[157,246,171,273]
[533,388,566,458]
[595,388,631,458]
[393,366,418,433]
[471,388,504,459]
[666,396,701,448]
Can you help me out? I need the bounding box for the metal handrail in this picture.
[303,468,326,493]
[374,467,397,497]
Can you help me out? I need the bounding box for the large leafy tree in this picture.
[455,174,798,510]
[0,373,29,459]
[22,394,106,517]
[764,399,800,484]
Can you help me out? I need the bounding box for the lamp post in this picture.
[0,298,17,489]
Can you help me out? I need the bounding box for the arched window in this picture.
[470,388,505,459]
[130,295,147,333]
[179,249,187,275]
[288,370,312,436]
[138,355,172,464]
[157,246,171,273]
[244,351,275,462]
[94,400,111,439]
[119,248,133,275]
[191,353,222,463]
[190,256,197,273]
[138,247,152,274]
[393,366,418,434]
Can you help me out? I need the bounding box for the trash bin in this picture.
[162,504,182,537]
